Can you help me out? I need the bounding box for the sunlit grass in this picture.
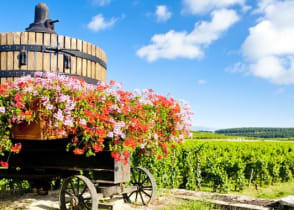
[233,182,294,199]
[161,199,219,210]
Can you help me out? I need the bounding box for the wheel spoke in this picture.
[128,191,135,199]
[143,185,153,189]
[80,185,87,196]
[141,177,149,185]
[142,189,151,198]
[138,170,142,183]
[135,191,138,202]
[70,180,77,195]
[131,169,137,183]
[126,167,156,206]
[81,201,91,210]
[77,178,80,195]
[61,176,97,210]
[139,191,145,205]
[65,190,75,197]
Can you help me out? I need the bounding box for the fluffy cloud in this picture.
[197,79,207,85]
[137,9,239,62]
[155,5,172,22]
[182,0,246,14]
[91,0,111,6]
[225,62,247,73]
[87,14,118,32]
[242,0,294,85]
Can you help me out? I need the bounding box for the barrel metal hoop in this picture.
[0,70,99,85]
[0,44,107,69]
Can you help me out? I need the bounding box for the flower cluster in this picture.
[0,72,193,165]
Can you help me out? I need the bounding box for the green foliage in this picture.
[132,140,294,192]
[191,131,257,140]
[0,178,30,192]
[216,127,294,138]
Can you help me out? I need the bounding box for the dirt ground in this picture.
[0,190,180,210]
[0,189,279,210]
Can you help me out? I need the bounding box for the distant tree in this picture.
[215,127,294,138]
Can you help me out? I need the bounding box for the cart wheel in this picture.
[59,175,98,210]
[123,166,156,205]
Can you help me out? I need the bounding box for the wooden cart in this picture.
[0,3,157,209]
[0,139,157,209]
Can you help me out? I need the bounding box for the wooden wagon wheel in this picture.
[123,166,157,205]
[59,175,98,210]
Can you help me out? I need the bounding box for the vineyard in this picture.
[191,131,258,140]
[1,139,294,196]
[133,140,294,192]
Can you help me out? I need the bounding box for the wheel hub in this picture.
[71,196,79,207]
[138,184,143,191]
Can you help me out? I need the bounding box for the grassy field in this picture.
[162,200,219,210]
[234,182,294,199]
[160,182,294,210]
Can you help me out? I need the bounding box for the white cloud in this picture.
[156,5,172,22]
[87,14,118,32]
[91,0,111,6]
[137,9,239,62]
[253,0,275,13]
[225,62,247,73]
[182,0,246,14]
[241,0,294,85]
[197,79,207,85]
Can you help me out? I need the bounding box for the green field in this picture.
[191,131,294,141]
[191,131,260,140]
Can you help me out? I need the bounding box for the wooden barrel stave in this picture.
[0,32,107,85]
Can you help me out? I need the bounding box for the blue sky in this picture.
[1,0,294,129]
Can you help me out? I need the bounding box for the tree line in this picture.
[215,127,294,138]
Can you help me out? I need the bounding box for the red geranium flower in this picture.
[14,93,23,102]
[157,155,163,160]
[0,161,8,168]
[123,150,130,159]
[73,148,85,155]
[109,80,115,86]
[11,143,22,154]
[93,144,103,153]
[123,159,128,165]
[111,151,121,161]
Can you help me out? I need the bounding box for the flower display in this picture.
[0,72,193,164]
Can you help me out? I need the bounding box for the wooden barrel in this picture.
[0,32,107,84]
